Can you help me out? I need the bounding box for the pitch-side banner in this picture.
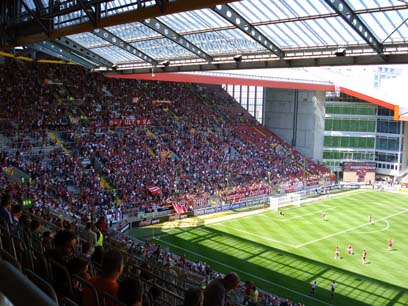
[343,162,376,183]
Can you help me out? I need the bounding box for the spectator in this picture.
[203,272,240,306]
[68,257,91,281]
[0,193,12,224]
[91,246,104,265]
[95,218,107,247]
[42,231,54,251]
[242,281,253,305]
[82,250,123,306]
[80,222,97,252]
[148,285,162,304]
[248,284,259,306]
[44,230,78,266]
[183,287,204,306]
[117,277,143,306]
[11,204,23,225]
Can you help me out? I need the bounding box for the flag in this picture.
[146,185,161,196]
[172,203,187,213]
[160,151,172,159]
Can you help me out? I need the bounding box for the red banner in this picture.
[109,118,151,126]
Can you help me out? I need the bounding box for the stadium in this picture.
[0,1,408,306]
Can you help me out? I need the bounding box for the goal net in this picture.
[269,193,301,211]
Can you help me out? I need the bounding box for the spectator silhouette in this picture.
[118,277,143,306]
[44,230,77,266]
[0,193,12,224]
[203,272,240,306]
[183,287,204,306]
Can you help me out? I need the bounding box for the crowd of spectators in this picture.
[0,58,326,305]
[0,59,331,222]
[1,191,304,306]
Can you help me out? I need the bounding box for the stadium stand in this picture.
[0,58,326,305]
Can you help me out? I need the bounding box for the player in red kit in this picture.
[362,249,367,264]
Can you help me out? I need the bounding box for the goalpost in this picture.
[269,193,301,211]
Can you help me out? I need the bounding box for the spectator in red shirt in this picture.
[82,250,123,306]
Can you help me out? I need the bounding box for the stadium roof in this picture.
[2,0,408,73]
[107,66,407,121]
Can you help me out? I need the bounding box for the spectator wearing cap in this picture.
[203,272,240,306]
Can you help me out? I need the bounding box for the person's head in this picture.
[82,242,93,255]
[118,277,143,306]
[19,213,31,228]
[11,204,23,219]
[183,287,204,306]
[85,222,92,230]
[30,219,41,232]
[101,250,123,279]
[91,246,104,264]
[223,272,240,291]
[68,257,89,276]
[54,230,77,256]
[1,193,11,209]
[42,231,53,241]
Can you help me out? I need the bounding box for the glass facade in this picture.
[323,94,403,174]
[222,84,264,123]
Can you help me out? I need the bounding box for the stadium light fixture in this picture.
[334,48,347,57]
[233,54,243,62]
[160,60,170,67]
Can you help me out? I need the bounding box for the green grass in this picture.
[126,190,408,306]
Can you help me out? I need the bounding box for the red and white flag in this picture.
[146,185,161,196]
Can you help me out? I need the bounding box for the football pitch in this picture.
[126,190,408,306]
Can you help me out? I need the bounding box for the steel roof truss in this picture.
[78,0,97,24]
[31,41,98,69]
[21,0,49,34]
[142,17,213,61]
[211,4,284,58]
[54,36,113,67]
[323,0,383,54]
[92,28,157,65]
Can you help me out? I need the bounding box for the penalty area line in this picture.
[295,209,408,248]
[153,238,334,306]
[279,207,336,222]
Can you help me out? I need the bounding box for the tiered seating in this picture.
[0,58,328,306]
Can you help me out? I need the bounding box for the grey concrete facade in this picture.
[263,88,325,162]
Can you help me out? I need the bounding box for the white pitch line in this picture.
[279,207,337,222]
[212,223,296,248]
[153,238,334,306]
[295,209,408,248]
[352,220,390,234]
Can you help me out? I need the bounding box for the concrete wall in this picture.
[263,88,325,162]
